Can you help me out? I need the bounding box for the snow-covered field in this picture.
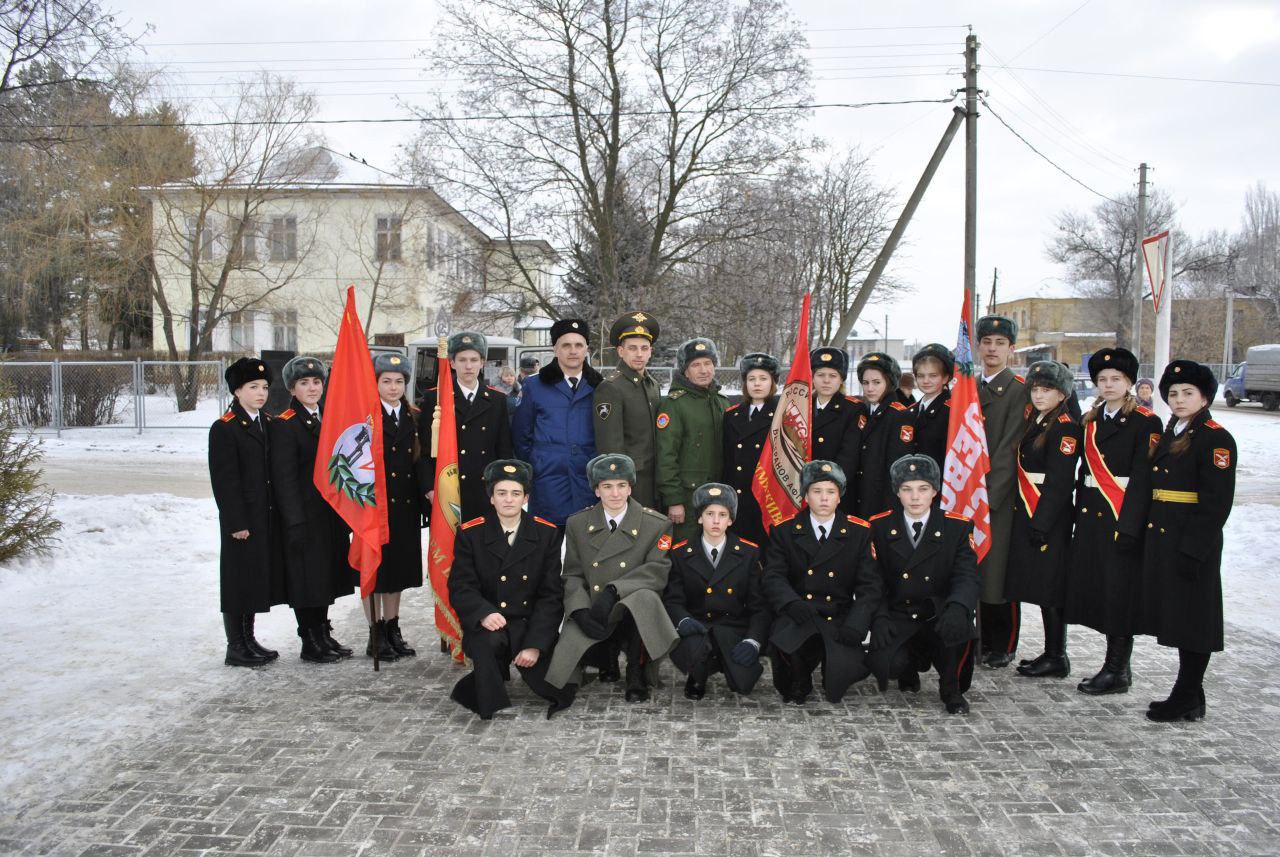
[0,406,1275,816]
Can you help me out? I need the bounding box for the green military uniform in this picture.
[593,311,662,508]
[544,498,679,689]
[655,371,729,543]
[980,367,1030,602]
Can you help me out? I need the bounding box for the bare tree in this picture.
[1233,182,1280,328]
[407,0,811,319]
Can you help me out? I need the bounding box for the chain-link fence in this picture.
[0,359,228,434]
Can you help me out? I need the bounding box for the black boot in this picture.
[322,619,353,658]
[684,674,706,701]
[943,691,970,715]
[224,614,268,667]
[624,662,650,702]
[898,669,921,693]
[366,619,399,661]
[1148,650,1209,723]
[384,616,416,657]
[1078,635,1132,695]
[240,614,279,661]
[1016,608,1070,678]
[299,626,341,663]
[547,684,577,719]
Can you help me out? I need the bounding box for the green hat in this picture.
[676,337,719,373]
[282,356,325,389]
[372,352,410,380]
[856,352,902,391]
[1027,360,1074,396]
[610,311,660,346]
[692,482,737,521]
[800,459,847,497]
[448,330,488,359]
[890,454,941,493]
[976,314,1018,344]
[484,459,533,495]
[586,452,636,488]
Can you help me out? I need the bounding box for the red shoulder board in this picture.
[944,511,970,522]
[278,409,296,421]
[460,517,485,530]
[488,386,504,393]
[846,395,863,404]
[943,399,952,407]
[869,510,894,521]
[846,514,871,528]
[737,537,758,548]
[1058,413,1072,423]
[671,539,688,550]
[1136,405,1155,417]
[1205,419,1223,430]
[532,516,558,528]
[725,403,741,412]
[890,401,908,411]
[1014,374,1026,383]
[219,411,235,423]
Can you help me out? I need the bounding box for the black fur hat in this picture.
[484,459,533,495]
[225,357,272,392]
[976,314,1018,343]
[550,318,589,345]
[1027,360,1073,396]
[740,352,780,380]
[856,352,902,391]
[1159,360,1217,403]
[889,454,941,493]
[912,343,955,377]
[1087,347,1139,384]
[800,459,847,497]
[692,482,737,520]
[810,347,849,379]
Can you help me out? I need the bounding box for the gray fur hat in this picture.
[976,314,1018,343]
[484,459,533,495]
[282,355,325,389]
[677,337,719,373]
[800,459,847,497]
[1027,360,1074,396]
[856,352,902,391]
[586,452,636,488]
[448,330,488,359]
[890,454,941,493]
[692,482,737,520]
[372,352,411,380]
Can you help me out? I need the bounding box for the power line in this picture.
[801,25,970,32]
[1004,65,1280,88]
[1006,0,1095,63]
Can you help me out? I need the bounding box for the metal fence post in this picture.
[218,356,227,414]
[135,357,144,434]
[52,359,62,438]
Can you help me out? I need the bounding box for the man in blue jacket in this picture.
[513,318,604,526]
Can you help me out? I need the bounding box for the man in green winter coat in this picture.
[593,311,662,508]
[655,338,729,543]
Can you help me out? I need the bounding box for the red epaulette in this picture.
[846,395,863,403]
[846,514,871,528]
[944,511,971,522]
[1014,374,1026,383]
[1136,405,1155,417]
[890,400,908,411]
[869,510,894,522]
[532,516,558,528]
[672,539,689,550]
[1058,413,1072,423]
[725,403,741,412]
[1205,419,1223,430]
[943,399,952,407]
[460,517,485,530]
[488,386,504,394]
[737,537,759,549]
[219,411,235,423]
[278,408,296,421]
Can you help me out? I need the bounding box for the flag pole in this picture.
[371,594,380,672]
[431,337,446,457]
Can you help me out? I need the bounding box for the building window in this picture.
[186,216,213,262]
[229,311,255,351]
[272,309,298,351]
[269,216,297,261]
[232,218,257,263]
[375,216,402,262]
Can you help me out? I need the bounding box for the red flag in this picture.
[314,286,389,598]
[753,292,814,532]
[426,347,464,662]
[941,288,993,561]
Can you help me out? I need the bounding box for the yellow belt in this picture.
[1152,489,1198,504]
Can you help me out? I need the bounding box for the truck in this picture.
[1223,344,1280,411]
[370,335,542,404]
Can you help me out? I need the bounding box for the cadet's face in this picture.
[699,504,731,539]
[291,375,324,407]
[813,367,843,398]
[1167,383,1208,418]
[897,480,937,517]
[595,478,632,512]
[235,379,270,411]
[378,373,405,404]
[617,338,652,372]
[744,369,773,403]
[978,335,1013,371]
[1095,368,1130,404]
[451,350,484,385]
[489,481,527,519]
[913,362,949,397]
[685,356,715,387]
[859,369,887,403]
[805,480,841,519]
[1030,383,1065,414]
[555,334,587,372]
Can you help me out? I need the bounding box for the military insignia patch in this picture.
[657,534,672,551]
[900,425,914,443]
[656,413,670,429]
[1024,404,1033,420]
[597,402,612,421]
[858,415,867,430]
[1059,437,1077,455]
[1150,432,1161,448]
[1214,448,1230,469]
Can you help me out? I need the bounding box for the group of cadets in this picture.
[210,309,1236,725]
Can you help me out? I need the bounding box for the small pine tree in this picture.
[0,393,60,562]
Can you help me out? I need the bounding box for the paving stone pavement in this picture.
[3,613,1279,857]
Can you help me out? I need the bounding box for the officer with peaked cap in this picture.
[593,311,663,508]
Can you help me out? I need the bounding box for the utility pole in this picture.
[884,313,889,353]
[990,268,999,311]
[1223,288,1235,367]
[964,33,979,306]
[1130,162,1149,358]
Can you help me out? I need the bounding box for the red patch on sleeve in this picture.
[657,534,672,551]
[900,425,914,443]
[656,413,670,429]
[857,414,867,430]
[1149,432,1161,449]
[1058,413,1072,423]
[1213,448,1231,469]
[1059,437,1077,455]
[1023,404,1033,420]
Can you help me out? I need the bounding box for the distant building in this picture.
[844,336,908,365]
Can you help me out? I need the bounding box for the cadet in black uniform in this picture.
[1065,348,1161,695]
[448,460,574,720]
[854,352,914,518]
[208,358,285,666]
[419,331,513,523]
[907,344,954,473]
[762,460,882,704]
[722,352,779,547]
[270,356,357,664]
[1119,360,1236,723]
[867,455,980,714]
[810,347,864,515]
[664,482,771,700]
[368,353,430,661]
[1006,361,1081,679]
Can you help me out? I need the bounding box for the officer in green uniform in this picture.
[593,311,662,508]
[655,338,729,543]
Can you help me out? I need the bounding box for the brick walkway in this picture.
[3,616,1278,857]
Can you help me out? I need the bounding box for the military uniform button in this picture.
[727,588,733,594]
[706,587,713,594]
[825,595,832,601]
[619,562,626,568]
[391,471,397,478]
[755,443,761,449]
[737,466,743,471]
[826,616,833,621]
[522,575,528,581]
[499,602,507,608]
[806,594,814,600]
[593,585,601,591]
[1160,528,1166,533]
[911,613,918,620]
[737,489,742,494]
[500,575,507,582]
[828,571,835,577]
[818,436,825,443]
[902,573,909,579]
[706,612,713,619]
[807,569,814,575]
[460,474,466,480]
[1147,523,1154,529]
[924,576,930,582]
[737,443,743,448]
[391,446,397,452]
[1153,466,1159,472]
[523,601,528,606]
[593,562,599,567]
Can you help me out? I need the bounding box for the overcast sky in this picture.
[126,0,1280,345]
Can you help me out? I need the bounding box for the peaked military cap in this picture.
[610,311,660,346]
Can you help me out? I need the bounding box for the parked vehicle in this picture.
[1224,344,1280,411]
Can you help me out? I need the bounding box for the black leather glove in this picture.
[572,608,609,640]
[287,523,307,554]
[677,617,708,638]
[1114,531,1141,553]
[835,625,864,647]
[1028,527,1048,548]
[786,600,817,626]
[1177,551,1200,582]
[934,603,973,647]
[589,585,620,626]
[730,639,760,666]
[870,617,896,650]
